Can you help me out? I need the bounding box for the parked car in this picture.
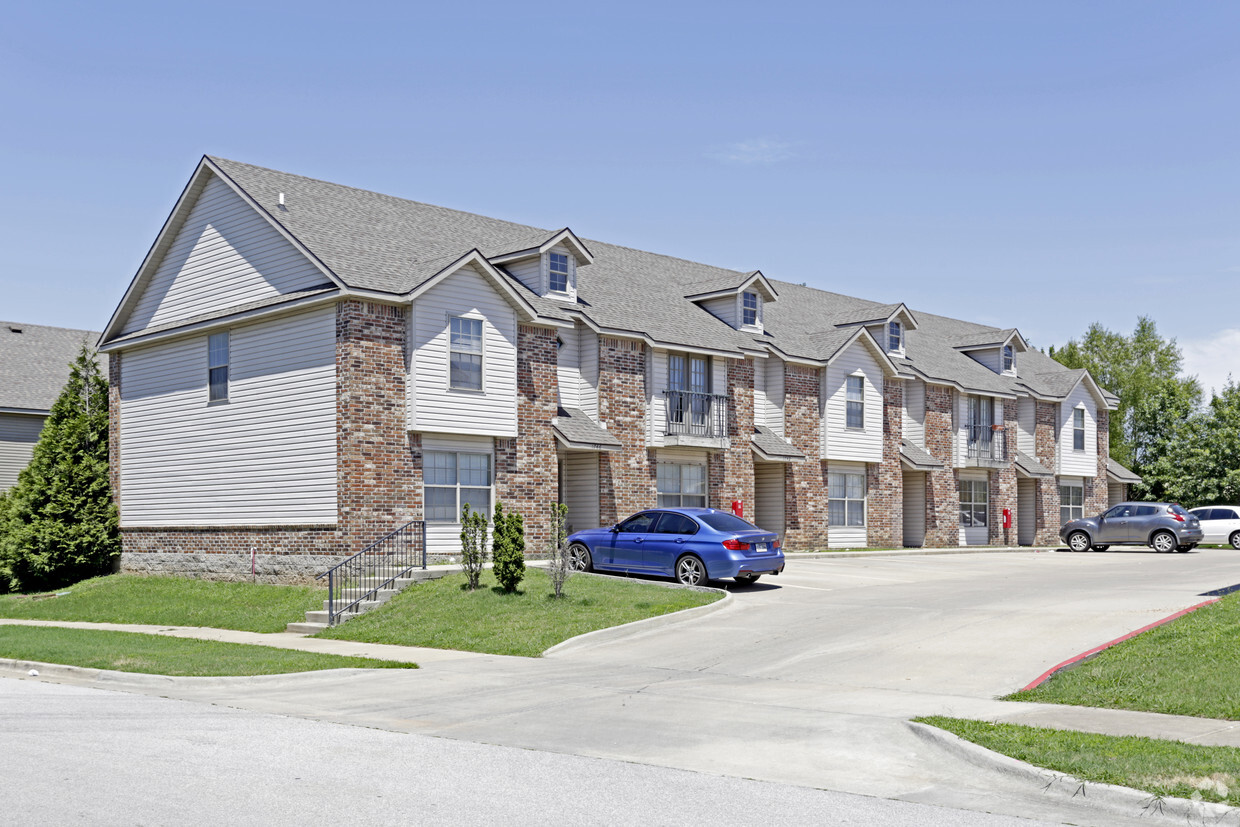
[566,508,786,586]
[1187,505,1240,549]
[1060,502,1203,553]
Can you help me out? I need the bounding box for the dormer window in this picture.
[888,321,903,353]
[742,292,759,327]
[1002,344,1014,373]
[549,252,570,293]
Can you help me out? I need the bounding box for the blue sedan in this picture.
[566,508,786,586]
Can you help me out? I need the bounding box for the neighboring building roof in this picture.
[552,408,622,452]
[1014,451,1055,479]
[0,321,100,413]
[899,440,945,471]
[751,426,806,461]
[1106,458,1142,484]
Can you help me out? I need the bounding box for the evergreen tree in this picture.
[0,345,118,592]
[491,501,525,593]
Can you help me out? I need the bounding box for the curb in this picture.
[908,721,1239,824]
[783,546,1058,560]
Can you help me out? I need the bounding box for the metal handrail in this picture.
[316,520,426,626]
[966,424,1006,461]
[664,390,729,438]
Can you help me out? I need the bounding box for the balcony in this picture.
[664,390,729,447]
[965,424,1007,467]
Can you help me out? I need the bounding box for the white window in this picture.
[828,472,866,527]
[208,332,229,403]
[846,375,864,429]
[549,252,570,293]
[425,451,491,521]
[449,316,483,390]
[960,479,988,527]
[657,462,707,508]
[1060,481,1084,523]
[888,321,903,353]
[1073,408,1086,451]
[742,292,759,327]
[1002,345,1014,373]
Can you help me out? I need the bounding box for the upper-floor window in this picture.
[1073,407,1086,451]
[449,316,483,390]
[1002,345,1014,373]
[669,352,710,393]
[549,252,570,293]
[846,375,865,429]
[742,292,759,327]
[888,321,903,353]
[425,451,491,521]
[208,332,229,403]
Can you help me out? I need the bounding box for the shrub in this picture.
[547,502,571,598]
[458,503,489,591]
[492,502,525,593]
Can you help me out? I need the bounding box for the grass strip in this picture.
[0,625,415,676]
[0,574,323,633]
[1005,594,1240,720]
[317,568,721,657]
[917,717,1239,807]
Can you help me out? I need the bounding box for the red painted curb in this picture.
[1020,598,1221,692]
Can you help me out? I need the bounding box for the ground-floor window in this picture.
[1060,480,1084,524]
[657,462,706,508]
[960,479,988,527]
[425,451,491,521]
[828,471,866,527]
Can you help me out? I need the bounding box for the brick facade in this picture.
[923,384,960,547]
[782,363,829,549]
[868,379,903,547]
[1086,408,1111,516]
[709,357,755,513]
[1033,401,1060,545]
[597,336,656,523]
[989,399,1019,545]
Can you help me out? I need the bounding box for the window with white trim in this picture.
[449,316,483,390]
[888,321,903,353]
[828,471,866,527]
[425,451,491,521]
[657,462,706,508]
[1060,481,1084,524]
[549,252,570,293]
[1073,408,1086,451]
[742,291,759,327]
[846,375,865,429]
[208,332,229,403]
[1002,344,1014,373]
[960,479,988,527]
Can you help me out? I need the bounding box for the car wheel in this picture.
[1151,531,1177,553]
[1091,545,1109,552]
[1067,531,1092,552]
[1230,532,1240,550]
[568,543,593,572]
[675,554,708,586]
[734,573,761,586]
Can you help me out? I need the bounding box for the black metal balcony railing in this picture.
[664,390,729,438]
[966,424,1007,463]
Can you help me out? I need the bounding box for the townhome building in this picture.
[97,157,1140,581]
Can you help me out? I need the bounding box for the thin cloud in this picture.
[707,138,797,165]
[1180,328,1240,397]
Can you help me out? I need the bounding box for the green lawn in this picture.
[317,568,721,656]
[0,625,415,676]
[0,574,323,633]
[1005,594,1240,720]
[917,717,1239,807]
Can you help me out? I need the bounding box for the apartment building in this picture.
[98,157,1138,580]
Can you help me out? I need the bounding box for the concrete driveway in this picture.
[10,547,1240,825]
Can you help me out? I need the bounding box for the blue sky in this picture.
[3,1,1237,392]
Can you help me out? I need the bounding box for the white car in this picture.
[1188,505,1240,548]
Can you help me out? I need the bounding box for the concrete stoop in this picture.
[285,568,450,635]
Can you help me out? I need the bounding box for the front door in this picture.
[606,512,657,569]
[1096,504,1133,543]
[644,511,699,574]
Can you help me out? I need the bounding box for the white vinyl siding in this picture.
[1017,397,1036,456]
[700,295,737,327]
[959,472,989,546]
[562,452,600,535]
[823,343,883,462]
[827,461,867,548]
[754,462,785,535]
[964,347,1003,373]
[122,174,326,335]
[422,434,494,557]
[0,413,45,491]
[118,307,337,526]
[902,470,926,547]
[902,379,925,448]
[1058,385,1098,477]
[1108,481,1125,507]
[579,329,599,421]
[410,264,518,437]
[506,257,542,295]
[753,356,786,435]
[1017,478,1036,545]
[557,326,581,410]
[648,348,668,446]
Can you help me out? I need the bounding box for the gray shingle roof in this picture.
[752,425,806,460]
[1014,451,1055,479]
[1107,457,1142,484]
[552,408,622,451]
[899,440,945,470]
[1,322,100,412]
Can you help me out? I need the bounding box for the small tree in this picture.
[0,345,118,593]
[492,502,525,593]
[547,502,571,598]
[458,503,488,591]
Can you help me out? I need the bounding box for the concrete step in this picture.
[287,565,456,635]
[285,622,328,634]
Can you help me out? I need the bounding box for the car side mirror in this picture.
[609,524,620,533]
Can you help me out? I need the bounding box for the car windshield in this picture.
[697,511,761,532]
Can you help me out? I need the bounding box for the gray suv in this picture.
[1060,502,1203,553]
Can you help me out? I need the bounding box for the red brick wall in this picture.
[1086,407,1110,516]
[597,336,655,522]
[495,324,560,547]
[923,384,960,547]
[783,363,829,549]
[989,398,1019,545]
[1034,401,1060,545]
[868,379,903,547]
[709,357,755,513]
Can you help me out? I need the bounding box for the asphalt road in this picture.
[6,547,1240,825]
